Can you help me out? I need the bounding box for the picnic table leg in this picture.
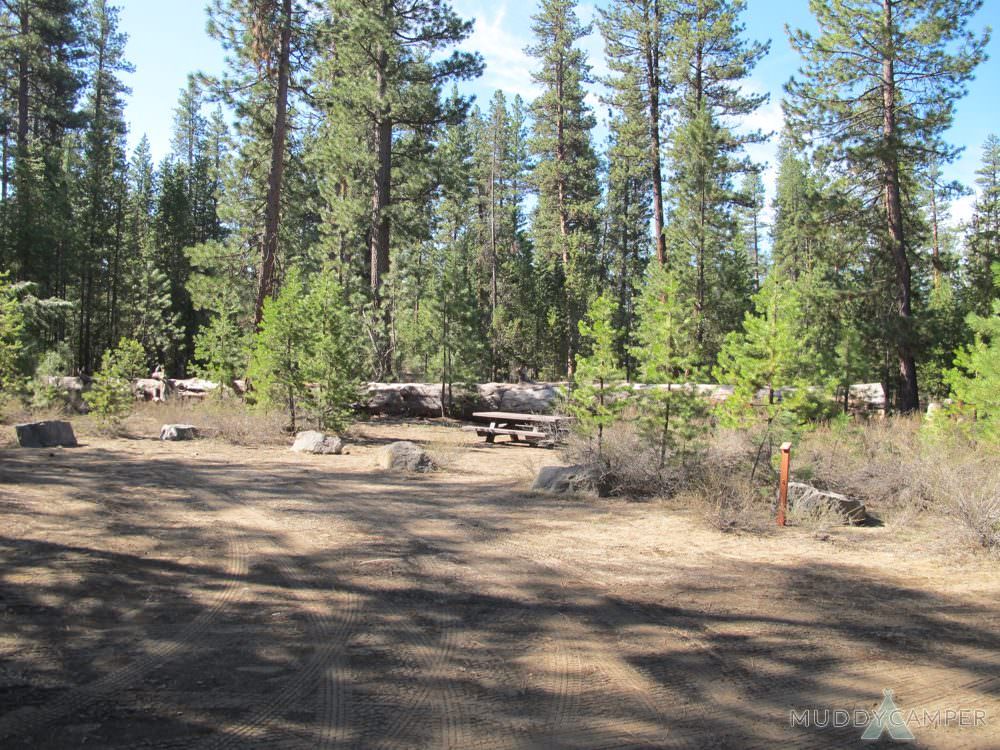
[485,421,496,444]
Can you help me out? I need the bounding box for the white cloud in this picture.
[948,193,976,230]
[459,4,540,101]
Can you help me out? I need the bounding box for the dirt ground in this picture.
[0,419,997,749]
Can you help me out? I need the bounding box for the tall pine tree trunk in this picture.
[253,0,292,329]
[489,128,498,381]
[645,1,666,266]
[16,4,30,152]
[881,0,919,413]
[554,54,575,378]
[369,39,393,379]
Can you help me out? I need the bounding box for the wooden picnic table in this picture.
[462,411,572,446]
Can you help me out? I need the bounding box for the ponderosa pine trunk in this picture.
[646,0,666,266]
[881,0,920,413]
[253,0,292,329]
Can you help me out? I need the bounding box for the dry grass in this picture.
[797,417,1000,554]
[560,416,1000,551]
[121,399,290,446]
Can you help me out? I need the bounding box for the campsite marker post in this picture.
[777,442,792,526]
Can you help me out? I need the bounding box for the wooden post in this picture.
[777,442,792,526]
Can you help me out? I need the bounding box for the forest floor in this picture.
[0,419,998,749]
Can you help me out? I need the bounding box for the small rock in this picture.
[15,420,78,448]
[377,441,434,472]
[291,431,344,455]
[160,424,198,441]
[788,482,867,524]
[532,465,595,495]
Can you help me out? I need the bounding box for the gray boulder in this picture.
[499,383,562,413]
[788,482,867,524]
[15,420,78,448]
[365,383,444,417]
[377,441,434,472]
[532,465,595,495]
[291,431,344,455]
[160,424,198,441]
[41,376,90,412]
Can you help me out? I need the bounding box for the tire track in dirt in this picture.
[366,563,468,750]
[193,550,360,750]
[461,526,741,749]
[177,473,366,750]
[0,526,250,741]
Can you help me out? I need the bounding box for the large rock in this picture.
[498,383,562,413]
[291,431,344,455]
[377,441,434,472]
[366,383,445,417]
[160,424,198,441]
[40,376,90,413]
[134,378,168,401]
[847,383,887,416]
[15,420,78,448]
[532,465,596,495]
[788,482,867,524]
[170,377,218,394]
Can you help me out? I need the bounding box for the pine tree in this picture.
[771,130,820,278]
[85,337,146,429]
[316,0,483,377]
[603,107,652,379]
[662,0,769,368]
[715,272,832,433]
[598,0,669,266]
[569,293,625,458]
[0,271,25,395]
[206,0,316,332]
[966,135,1000,316]
[247,268,312,431]
[785,0,989,413]
[76,0,133,373]
[737,169,766,292]
[528,0,602,377]
[302,268,361,431]
[633,263,705,467]
[0,0,86,285]
[947,264,1000,443]
[474,91,535,381]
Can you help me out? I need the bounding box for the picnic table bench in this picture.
[462,411,571,447]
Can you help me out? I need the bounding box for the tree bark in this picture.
[370,115,391,299]
[16,3,30,151]
[489,123,498,380]
[252,0,292,330]
[881,0,919,413]
[646,0,666,266]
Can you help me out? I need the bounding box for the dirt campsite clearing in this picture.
[0,420,997,749]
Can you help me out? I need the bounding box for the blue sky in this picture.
[119,0,999,225]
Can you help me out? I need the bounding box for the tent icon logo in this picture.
[861,689,915,742]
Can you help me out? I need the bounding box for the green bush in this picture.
[248,267,361,433]
[567,294,626,458]
[86,338,146,429]
[944,264,1000,443]
[0,272,25,400]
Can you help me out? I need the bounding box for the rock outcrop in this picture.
[160,424,198,441]
[532,465,596,495]
[377,441,434,472]
[291,431,344,455]
[788,482,868,525]
[15,420,78,448]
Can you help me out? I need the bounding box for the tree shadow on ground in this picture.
[0,443,996,749]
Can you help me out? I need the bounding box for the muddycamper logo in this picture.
[860,689,915,742]
[789,689,987,742]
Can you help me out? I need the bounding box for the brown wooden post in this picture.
[777,442,792,526]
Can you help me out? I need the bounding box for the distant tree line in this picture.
[0,0,996,420]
